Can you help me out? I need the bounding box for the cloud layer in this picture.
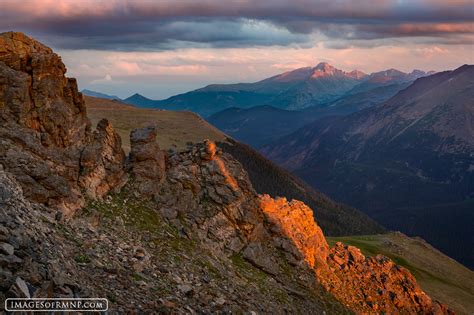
[1,0,472,50]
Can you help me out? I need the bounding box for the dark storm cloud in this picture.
[0,0,472,50]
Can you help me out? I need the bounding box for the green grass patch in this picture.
[83,183,164,233]
[106,293,117,304]
[74,254,91,264]
[131,272,147,282]
[230,253,269,287]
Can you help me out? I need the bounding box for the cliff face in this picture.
[0,32,452,313]
[0,32,126,215]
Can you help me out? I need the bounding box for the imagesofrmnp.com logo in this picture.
[5,298,108,312]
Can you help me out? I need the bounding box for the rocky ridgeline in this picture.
[0,32,452,313]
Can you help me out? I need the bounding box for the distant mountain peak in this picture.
[314,62,334,71]
[122,93,160,108]
[124,93,152,101]
[311,62,338,78]
[367,68,407,83]
[410,69,425,76]
[310,62,367,80]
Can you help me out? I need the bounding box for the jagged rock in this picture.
[133,247,147,260]
[0,32,127,215]
[0,226,8,241]
[129,126,166,197]
[178,284,193,296]
[79,119,127,199]
[154,140,265,255]
[321,242,452,314]
[259,195,328,269]
[215,297,226,306]
[0,254,23,268]
[159,207,178,220]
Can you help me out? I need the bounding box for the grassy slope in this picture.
[85,96,226,153]
[327,233,474,315]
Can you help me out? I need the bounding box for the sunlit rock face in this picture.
[257,194,451,314]
[258,195,329,269]
[0,32,88,147]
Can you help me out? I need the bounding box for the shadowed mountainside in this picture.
[262,65,474,269]
[207,81,412,147]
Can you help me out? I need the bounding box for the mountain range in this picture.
[207,81,413,147]
[123,63,432,117]
[262,65,474,268]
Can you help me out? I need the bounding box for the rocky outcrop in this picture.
[259,195,328,270]
[129,126,166,197]
[0,32,88,148]
[79,119,127,199]
[0,32,125,215]
[146,136,451,314]
[155,139,263,254]
[324,243,452,314]
[0,167,348,314]
[255,193,451,314]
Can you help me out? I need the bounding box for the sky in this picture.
[1,0,473,99]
